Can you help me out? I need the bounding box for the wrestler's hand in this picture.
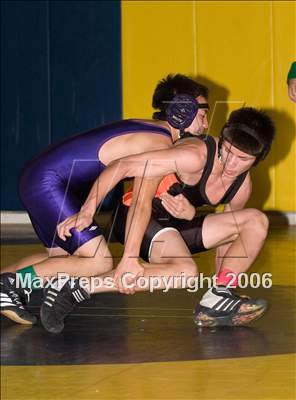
[288,78,296,102]
[160,193,195,220]
[57,210,94,240]
[114,257,145,295]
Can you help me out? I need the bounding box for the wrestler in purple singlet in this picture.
[18,120,171,254]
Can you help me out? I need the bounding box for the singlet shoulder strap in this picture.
[221,171,249,204]
[174,134,216,187]
[197,135,217,188]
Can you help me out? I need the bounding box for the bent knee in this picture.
[244,208,269,238]
[75,236,113,274]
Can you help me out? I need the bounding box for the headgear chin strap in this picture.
[165,94,209,137]
[218,123,270,165]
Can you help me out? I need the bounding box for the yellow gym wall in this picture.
[121,0,296,212]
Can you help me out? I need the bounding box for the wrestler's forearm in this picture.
[123,200,152,259]
[80,161,128,215]
[80,155,169,218]
[123,177,160,259]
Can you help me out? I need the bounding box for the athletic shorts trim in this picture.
[148,227,179,262]
[112,203,207,262]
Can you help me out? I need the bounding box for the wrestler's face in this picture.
[186,96,209,135]
[220,141,256,177]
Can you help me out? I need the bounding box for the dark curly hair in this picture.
[219,107,275,164]
[152,74,208,120]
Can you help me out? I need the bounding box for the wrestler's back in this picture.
[19,119,171,195]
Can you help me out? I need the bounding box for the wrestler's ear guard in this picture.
[165,94,209,138]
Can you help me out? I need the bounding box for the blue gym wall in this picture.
[1,0,122,210]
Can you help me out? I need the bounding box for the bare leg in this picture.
[32,235,113,279]
[192,208,269,327]
[39,211,269,332]
[202,208,269,274]
[2,235,113,278]
[89,229,197,294]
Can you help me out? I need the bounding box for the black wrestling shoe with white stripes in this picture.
[193,285,268,327]
[0,273,37,325]
[40,277,90,334]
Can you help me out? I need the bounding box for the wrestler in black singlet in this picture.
[113,135,248,261]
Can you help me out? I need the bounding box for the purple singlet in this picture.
[18,120,171,254]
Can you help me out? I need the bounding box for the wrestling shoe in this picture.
[193,285,267,327]
[0,273,37,325]
[40,277,90,334]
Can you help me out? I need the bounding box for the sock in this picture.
[216,268,238,288]
[16,265,41,290]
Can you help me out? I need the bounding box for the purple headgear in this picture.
[165,94,209,135]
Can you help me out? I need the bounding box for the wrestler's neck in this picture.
[212,137,238,182]
[168,125,181,143]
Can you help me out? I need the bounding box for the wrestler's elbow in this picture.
[125,163,147,179]
[108,159,131,180]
